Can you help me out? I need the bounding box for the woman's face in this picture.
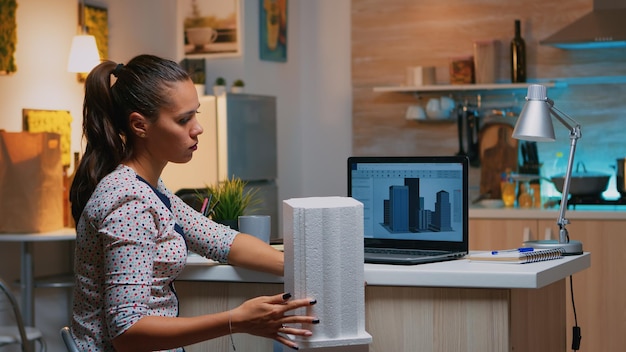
[145,79,204,165]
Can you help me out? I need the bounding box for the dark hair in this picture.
[69,54,190,224]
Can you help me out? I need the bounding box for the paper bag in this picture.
[0,131,63,233]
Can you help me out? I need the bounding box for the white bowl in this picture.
[425,98,454,120]
[479,199,504,208]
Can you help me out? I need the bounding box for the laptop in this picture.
[348,156,469,265]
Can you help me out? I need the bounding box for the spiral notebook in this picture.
[467,248,565,264]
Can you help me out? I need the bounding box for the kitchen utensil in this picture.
[466,109,480,166]
[455,105,480,166]
[615,158,626,196]
[550,162,610,196]
[456,105,465,156]
[478,123,517,199]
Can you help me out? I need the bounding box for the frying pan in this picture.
[550,162,610,196]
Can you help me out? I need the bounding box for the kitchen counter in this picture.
[470,206,626,220]
[176,253,589,352]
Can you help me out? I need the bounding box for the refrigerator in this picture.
[161,93,279,240]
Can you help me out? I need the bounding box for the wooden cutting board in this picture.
[479,123,518,199]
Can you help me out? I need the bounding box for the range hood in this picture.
[541,0,626,49]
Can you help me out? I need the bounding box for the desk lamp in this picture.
[67,0,100,80]
[512,84,583,255]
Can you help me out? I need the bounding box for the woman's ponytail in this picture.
[69,55,189,224]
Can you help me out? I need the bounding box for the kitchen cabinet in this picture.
[469,218,540,250]
[554,219,626,352]
[176,254,588,352]
[470,215,626,352]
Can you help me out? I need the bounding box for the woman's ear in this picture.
[129,112,148,138]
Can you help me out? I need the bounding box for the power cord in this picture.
[570,275,581,351]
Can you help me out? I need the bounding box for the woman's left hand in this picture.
[230,292,319,349]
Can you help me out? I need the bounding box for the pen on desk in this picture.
[491,247,534,255]
[203,194,213,217]
[207,199,219,217]
[200,197,209,215]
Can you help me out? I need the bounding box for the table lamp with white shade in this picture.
[512,84,583,255]
[67,0,100,81]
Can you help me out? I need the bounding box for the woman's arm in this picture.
[227,233,284,276]
[112,312,230,352]
[112,293,317,352]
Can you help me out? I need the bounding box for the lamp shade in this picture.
[67,35,100,73]
[512,84,556,142]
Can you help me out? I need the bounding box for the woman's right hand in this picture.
[229,292,319,349]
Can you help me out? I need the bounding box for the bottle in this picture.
[500,169,517,208]
[510,19,526,83]
[518,181,533,208]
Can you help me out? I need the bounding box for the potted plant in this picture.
[191,68,206,96]
[231,79,245,93]
[213,77,226,96]
[203,176,261,230]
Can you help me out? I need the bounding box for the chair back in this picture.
[60,326,80,352]
[0,278,33,352]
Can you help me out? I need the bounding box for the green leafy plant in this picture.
[204,176,261,221]
[233,79,245,87]
[191,68,205,84]
[214,77,226,86]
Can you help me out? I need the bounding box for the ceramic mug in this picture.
[405,105,426,120]
[186,27,218,48]
[426,97,455,120]
[238,215,271,243]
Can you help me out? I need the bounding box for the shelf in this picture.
[412,118,456,124]
[373,81,565,93]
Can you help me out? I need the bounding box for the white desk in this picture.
[181,251,590,288]
[177,253,590,352]
[0,228,76,326]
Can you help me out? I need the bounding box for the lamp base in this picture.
[523,239,583,255]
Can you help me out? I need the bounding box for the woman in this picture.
[69,54,317,351]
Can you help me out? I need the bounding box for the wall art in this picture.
[0,0,18,74]
[180,0,242,59]
[259,0,287,62]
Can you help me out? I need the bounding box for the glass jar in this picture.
[518,181,534,208]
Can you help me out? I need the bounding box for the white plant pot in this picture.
[231,86,244,93]
[194,84,206,97]
[213,85,226,96]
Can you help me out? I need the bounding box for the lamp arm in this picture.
[555,123,581,244]
[549,102,581,134]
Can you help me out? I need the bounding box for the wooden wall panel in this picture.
[351,0,626,200]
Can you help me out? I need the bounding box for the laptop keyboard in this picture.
[365,248,446,256]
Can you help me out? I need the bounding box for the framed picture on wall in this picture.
[84,3,109,60]
[180,0,242,59]
[0,0,18,74]
[259,0,287,62]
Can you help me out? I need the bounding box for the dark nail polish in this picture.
[309,299,317,305]
[291,345,299,350]
[282,293,292,300]
[312,319,320,324]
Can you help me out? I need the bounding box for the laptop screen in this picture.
[348,156,469,252]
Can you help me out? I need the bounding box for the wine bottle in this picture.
[510,19,526,83]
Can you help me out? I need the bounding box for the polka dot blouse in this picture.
[70,165,238,351]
